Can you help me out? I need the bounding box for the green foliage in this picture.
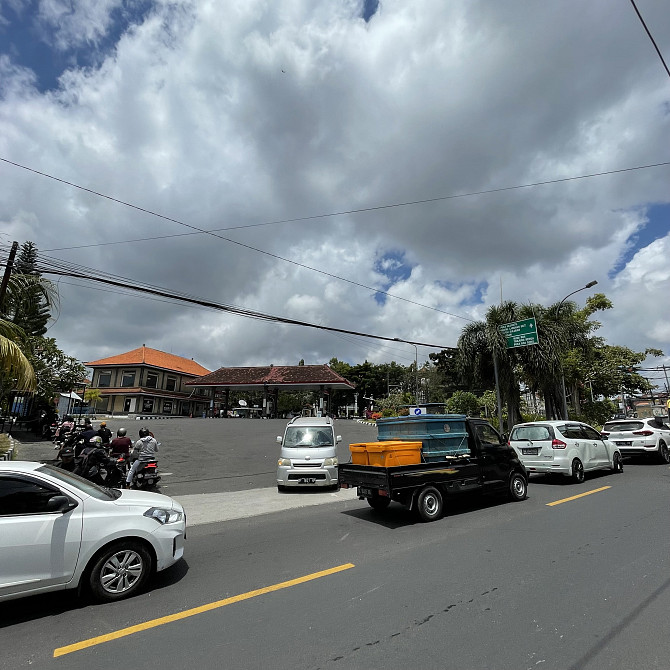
[26,337,87,405]
[445,391,480,416]
[577,399,619,428]
[375,391,412,417]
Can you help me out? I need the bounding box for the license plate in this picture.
[298,478,316,484]
[522,448,539,455]
[360,487,373,497]
[615,441,632,446]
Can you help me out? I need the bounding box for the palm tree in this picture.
[0,273,59,393]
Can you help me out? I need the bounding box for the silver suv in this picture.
[602,416,670,463]
[276,417,342,491]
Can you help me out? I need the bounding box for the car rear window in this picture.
[510,425,552,441]
[603,421,643,432]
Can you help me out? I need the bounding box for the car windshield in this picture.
[37,464,120,500]
[284,427,334,447]
[510,425,552,441]
[603,421,644,432]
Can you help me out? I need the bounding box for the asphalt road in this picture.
[3,458,670,670]
[15,417,377,496]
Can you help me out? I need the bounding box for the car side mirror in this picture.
[46,495,78,513]
[336,435,342,443]
[276,436,282,443]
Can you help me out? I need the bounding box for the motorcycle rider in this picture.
[125,427,159,488]
[55,415,75,439]
[97,420,113,446]
[109,427,132,458]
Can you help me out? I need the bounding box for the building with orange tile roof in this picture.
[86,345,212,416]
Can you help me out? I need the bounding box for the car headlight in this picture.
[322,457,338,467]
[144,507,183,524]
[278,458,291,466]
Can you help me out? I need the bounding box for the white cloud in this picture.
[0,0,668,387]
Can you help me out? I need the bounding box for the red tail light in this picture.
[632,430,653,436]
[552,439,567,449]
[145,462,158,467]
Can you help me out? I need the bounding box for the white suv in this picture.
[602,416,670,463]
[509,420,623,483]
[276,416,342,491]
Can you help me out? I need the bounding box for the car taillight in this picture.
[552,439,567,449]
[632,430,654,436]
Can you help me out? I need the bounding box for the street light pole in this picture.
[393,339,419,404]
[557,280,598,419]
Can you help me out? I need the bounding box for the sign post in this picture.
[499,318,539,349]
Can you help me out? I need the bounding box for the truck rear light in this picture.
[552,439,567,449]
[633,430,654,436]
[378,489,389,497]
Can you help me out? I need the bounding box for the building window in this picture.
[163,401,173,414]
[121,371,135,387]
[146,372,159,389]
[166,377,177,392]
[142,398,154,413]
[98,371,112,388]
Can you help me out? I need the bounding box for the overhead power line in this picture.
[4,157,670,324]
[0,249,457,351]
[629,0,670,79]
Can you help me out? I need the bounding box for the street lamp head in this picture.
[585,280,598,289]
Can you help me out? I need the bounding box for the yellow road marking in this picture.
[546,486,611,506]
[54,563,355,658]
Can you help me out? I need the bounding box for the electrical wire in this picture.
[629,0,670,79]
[0,250,457,350]
[4,157,670,322]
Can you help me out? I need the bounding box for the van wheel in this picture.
[88,541,153,602]
[367,495,390,511]
[416,486,443,522]
[658,441,669,464]
[612,452,624,473]
[571,459,585,484]
[508,473,527,501]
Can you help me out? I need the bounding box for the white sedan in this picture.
[0,461,185,603]
[602,416,670,463]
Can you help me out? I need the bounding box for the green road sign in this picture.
[499,317,539,349]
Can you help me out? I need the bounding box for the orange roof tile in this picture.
[86,346,210,377]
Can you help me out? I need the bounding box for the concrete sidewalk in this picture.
[175,487,359,526]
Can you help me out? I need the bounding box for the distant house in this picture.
[86,346,212,416]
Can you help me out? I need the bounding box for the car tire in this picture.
[416,486,443,522]
[571,458,585,484]
[508,472,527,501]
[277,485,287,493]
[658,441,669,464]
[88,541,153,602]
[367,495,391,511]
[612,452,624,473]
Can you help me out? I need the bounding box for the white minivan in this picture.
[508,420,623,483]
[276,416,342,491]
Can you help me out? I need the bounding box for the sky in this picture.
[0,0,669,389]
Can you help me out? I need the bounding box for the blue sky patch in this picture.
[362,0,379,23]
[609,203,670,278]
[0,1,155,92]
[374,249,413,304]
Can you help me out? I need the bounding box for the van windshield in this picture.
[284,427,334,447]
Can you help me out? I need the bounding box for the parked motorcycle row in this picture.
[52,420,161,490]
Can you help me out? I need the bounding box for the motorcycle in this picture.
[117,455,161,489]
[74,446,127,488]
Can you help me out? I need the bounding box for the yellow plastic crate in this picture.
[349,445,369,465]
[350,441,422,467]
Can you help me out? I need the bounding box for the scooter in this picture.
[116,456,161,489]
[74,447,126,487]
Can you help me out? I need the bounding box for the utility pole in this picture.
[0,240,19,309]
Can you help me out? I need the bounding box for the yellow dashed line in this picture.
[546,486,611,506]
[54,563,355,657]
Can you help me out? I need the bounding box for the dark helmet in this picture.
[84,417,92,426]
[117,427,127,437]
[64,415,74,422]
[139,427,151,438]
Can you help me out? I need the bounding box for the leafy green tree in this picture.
[375,391,412,417]
[445,391,480,416]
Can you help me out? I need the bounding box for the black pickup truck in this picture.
[339,416,528,522]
